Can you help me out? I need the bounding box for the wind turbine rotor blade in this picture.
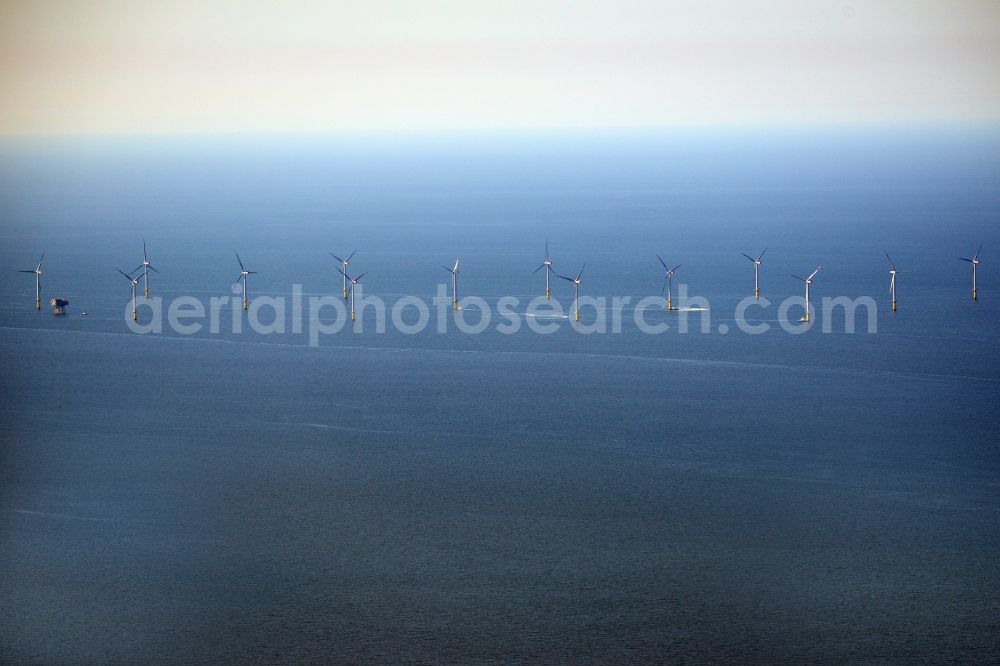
[234,251,245,271]
[247,271,258,275]
[233,275,244,287]
[131,264,145,274]
[143,240,148,262]
[807,267,821,280]
[672,265,681,272]
[355,272,367,281]
[556,273,574,282]
[656,255,667,269]
[147,264,160,273]
[453,260,459,272]
[958,258,973,263]
[741,252,755,262]
[545,238,549,259]
[18,269,36,273]
[884,250,896,269]
[442,265,454,273]
[533,263,546,274]
[330,252,345,264]
[757,248,767,261]
[975,242,983,260]
[576,265,585,280]
[335,264,349,278]
[791,274,805,282]
[346,249,358,262]
[117,268,134,281]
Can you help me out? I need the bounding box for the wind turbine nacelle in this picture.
[50,298,69,307]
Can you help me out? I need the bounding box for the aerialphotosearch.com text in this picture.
[125,283,878,344]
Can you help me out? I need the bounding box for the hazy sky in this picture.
[1,0,998,135]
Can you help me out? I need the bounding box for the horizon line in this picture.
[3,120,1000,142]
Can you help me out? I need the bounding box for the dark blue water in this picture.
[1,129,999,662]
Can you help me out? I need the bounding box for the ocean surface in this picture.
[1,128,999,663]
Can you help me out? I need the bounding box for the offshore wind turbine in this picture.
[741,248,767,300]
[792,266,821,322]
[656,256,680,310]
[443,259,460,310]
[117,269,141,321]
[958,243,983,300]
[884,251,898,311]
[18,252,44,310]
[132,240,159,298]
[335,265,368,322]
[330,250,358,300]
[557,265,585,321]
[234,251,257,311]
[533,239,555,300]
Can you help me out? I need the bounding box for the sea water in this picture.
[1,128,998,662]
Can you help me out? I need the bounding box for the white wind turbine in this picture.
[656,256,680,310]
[443,259,460,310]
[741,248,767,300]
[18,252,44,310]
[132,240,159,298]
[792,266,821,323]
[884,251,898,311]
[533,239,555,300]
[330,250,358,300]
[557,265,585,321]
[117,268,141,321]
[958,243,983,300]
[234,251,257,311]
[334,266,367,322]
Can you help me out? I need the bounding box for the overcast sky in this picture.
[1,0,998,135]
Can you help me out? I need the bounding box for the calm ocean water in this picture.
[1,129,999,662]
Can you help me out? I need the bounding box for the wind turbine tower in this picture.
[657,256,680,311]
[533,239,555,300]
[884,251,898,311]
[117,269,141,321]
[792,266,821,323]
[443,260,460,310]
[234,251,257,311]
[557,265,585,322]
[18,252,44,310]
[330,250,358,300]
[741,248,767,300]
[133,240,159,298]
[958,243,984,300]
